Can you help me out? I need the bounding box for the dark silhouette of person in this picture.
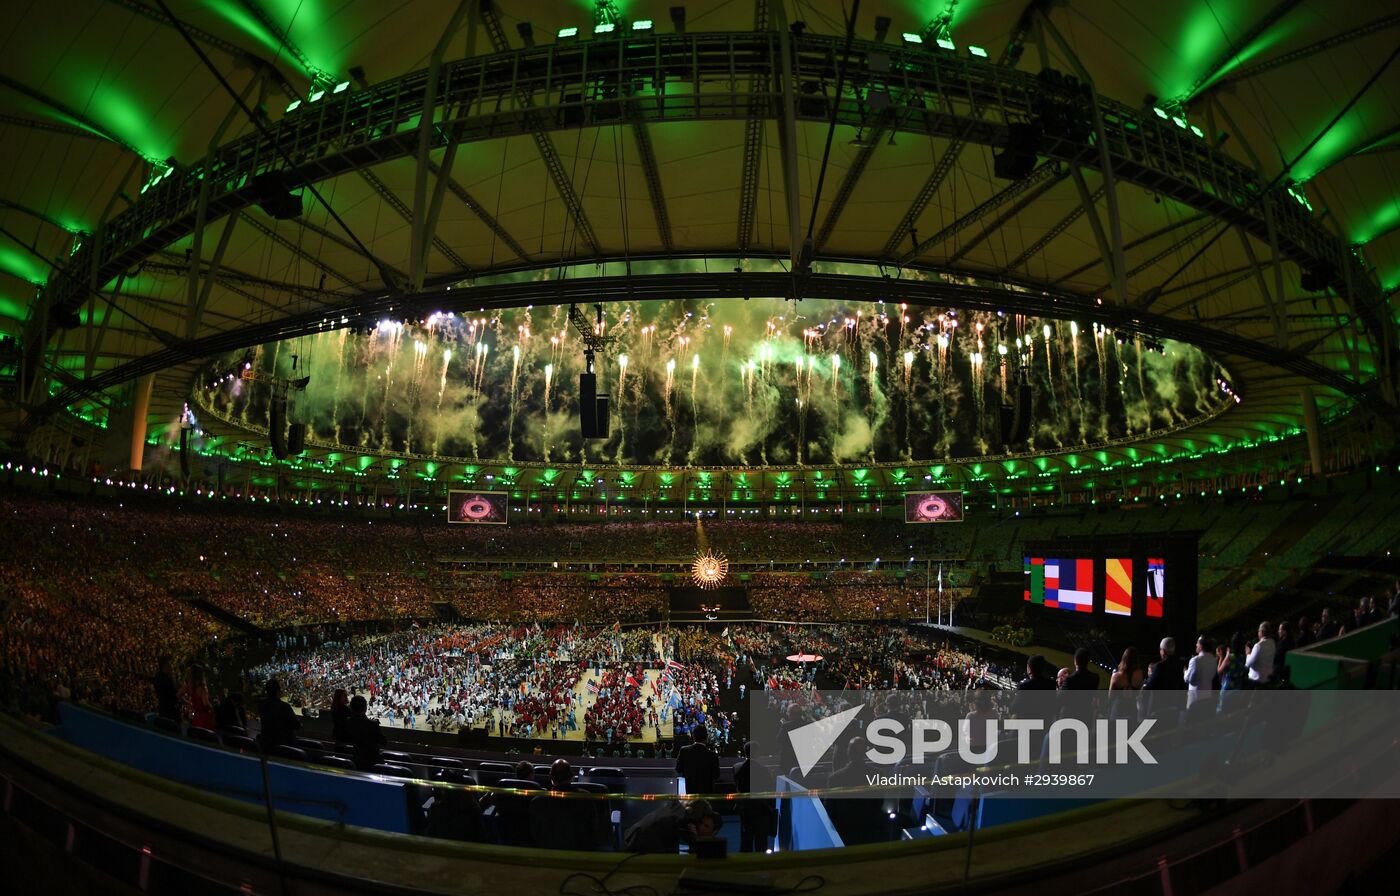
[623,799,721,854]
[675,724,721,795]
[1058,648,1099,724]
[529,759,603,851]
[330,688,350,743]
[343,695,386,770]
[215,691,246,730]
[153,656,179,721]
[735,741,776,853]
[256,678,300,751]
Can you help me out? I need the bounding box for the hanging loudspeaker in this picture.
[579,372,599,438]
[269,397,288,459]
[594,396,610,440]
[1010,384,1034,444]
[287,423,306,455]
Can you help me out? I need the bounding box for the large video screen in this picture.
[904,492,964,523]
[1024,557,1093,613]
[1020,535,1196,652]
[447,490,509,525]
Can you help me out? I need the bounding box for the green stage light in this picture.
[558,26,578,38]
[936,38,955,51]
[969,45,988,57]
[633,20,653,30]
[901,32,923,44]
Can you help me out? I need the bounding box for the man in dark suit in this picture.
[256,678,300,751]
[1059,648,1099,724]
[675,724,721,795]
[1141,638,1185,690]
[1140,637,1186,722]
[734,741,776,853]
[1009,655,1055,718]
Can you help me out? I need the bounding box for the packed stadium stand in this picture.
[7,0,1400,893]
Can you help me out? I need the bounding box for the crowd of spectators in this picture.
[1,493,232,713]
[436,520,969,565]
[8,483,1394,729]
[747,573,943,621]
[448,573,667,622]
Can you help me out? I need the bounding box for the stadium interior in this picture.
[2,1,1400,894]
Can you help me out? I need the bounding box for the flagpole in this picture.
[925,559,931,626]
[938,562,944,628]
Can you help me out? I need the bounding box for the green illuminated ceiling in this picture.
[0,0,1395,479]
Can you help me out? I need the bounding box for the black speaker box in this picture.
[250,171,303,220]
[179,427,191,478]
[1010,384,1033,444]
[287,423,306,455]
[269,398,288,459]
[579,372,598,437]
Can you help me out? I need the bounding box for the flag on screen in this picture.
[1105,558,1133,616]
[1043,559,1062,608]
[1023,557,1045,604]
[1053,558,1094,612]
[1146,558,1165,618]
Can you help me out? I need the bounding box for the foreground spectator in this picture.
[345,695,386,769]
[676,724,721,795]
[257,679,300,750]
[1184,635,1216,709]
[623,799,721,853]
[1247,622,1276,685]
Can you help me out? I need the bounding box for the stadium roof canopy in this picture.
[1,0,1398,495]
